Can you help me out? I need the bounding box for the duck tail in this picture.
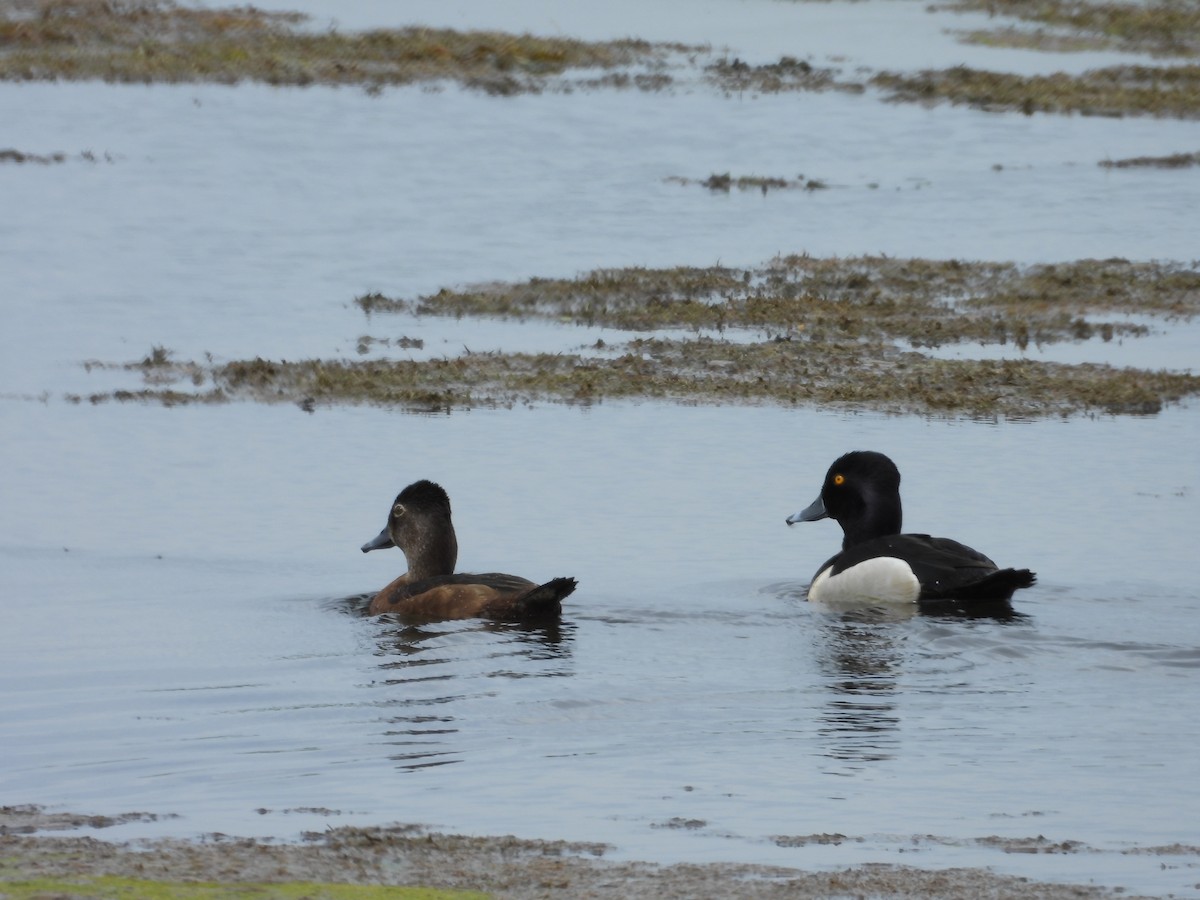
[954,567,1037,601]
[517,577,578,616]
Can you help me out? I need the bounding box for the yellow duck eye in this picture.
[833,473,845,486]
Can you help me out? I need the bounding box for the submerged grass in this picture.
[83,257,1200,419]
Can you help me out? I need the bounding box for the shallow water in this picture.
[2,0,1199,895]
[3,402,1198,894]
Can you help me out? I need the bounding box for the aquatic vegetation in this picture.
[0,147,65,163]
[86,256,1200,418]
[666,173,829,193]
[941,0,1200,58]
[0,147,112,164]
[4,0,1198,119]
[0,0,686,90]
[704,43,1200,120]
[83,337,1200,418]
[871,64,1200,118]
[357,256,1196,341]
[1099,150,1200,168]
[706,55,863,95]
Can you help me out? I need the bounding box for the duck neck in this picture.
[403,520,458,580]
[841,497,902,550]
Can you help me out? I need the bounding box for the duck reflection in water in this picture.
[816,612,904,765]
[326,594,575,772]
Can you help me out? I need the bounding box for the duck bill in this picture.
[361,526,395,553]
[786,495,828,526]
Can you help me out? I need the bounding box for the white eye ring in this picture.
[392,503,406,517]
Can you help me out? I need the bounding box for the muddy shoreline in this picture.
[0,807,1165,899]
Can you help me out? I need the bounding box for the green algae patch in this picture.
[0,0,687,91]
[871,64,1200,118]
[941,0,1200,58]
[0,873,484,900]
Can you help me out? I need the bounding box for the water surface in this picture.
[1,0,1198,895]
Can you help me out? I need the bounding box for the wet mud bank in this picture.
[0,807,1167,900]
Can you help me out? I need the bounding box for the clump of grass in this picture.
[871,64,1200,119]
[941,0,1200,58]
[0,0,689,90]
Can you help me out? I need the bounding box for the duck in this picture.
[361,479,577,621]
[786,451,1035,607]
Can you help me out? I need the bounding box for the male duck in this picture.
[362,479,577,621]
[786,451,1035,606]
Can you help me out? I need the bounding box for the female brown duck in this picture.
[361,479,577,621]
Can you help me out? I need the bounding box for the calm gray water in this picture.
[2,0,1199,895]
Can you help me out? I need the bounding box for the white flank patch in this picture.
[808,557,920,606]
